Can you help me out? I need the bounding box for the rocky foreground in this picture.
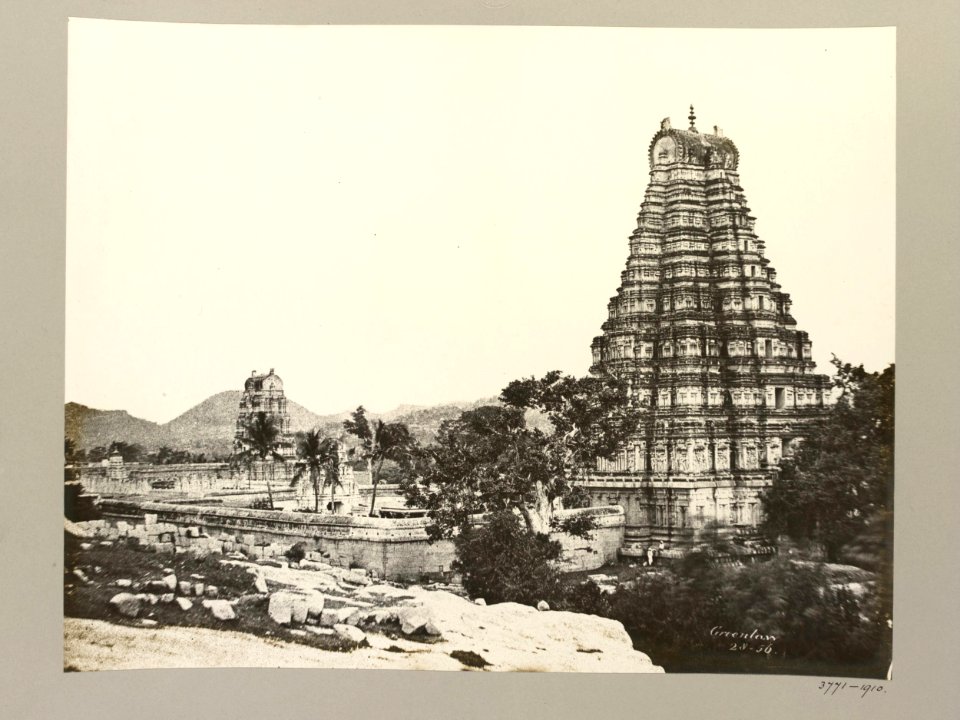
[64,520,663,673]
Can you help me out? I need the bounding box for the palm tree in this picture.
[292,430,342,513]
[234,411,285,510]
[319,438,344,515]
[344,406,416,516]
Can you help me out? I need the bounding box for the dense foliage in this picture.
[763,358,894,562]
[343,407,417,516]
[402,371,639,539]
[232,411,286,510]
[453,511,565,606]
[81,441,147,464]
[65,438,224,466]
[613,561,885,664]
[292,429,342,513]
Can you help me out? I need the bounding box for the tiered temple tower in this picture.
[584,108,832,546]
[235,368,294,460]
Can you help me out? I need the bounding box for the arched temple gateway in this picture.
[583,108,833,546]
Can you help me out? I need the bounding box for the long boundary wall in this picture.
[97,500,625,581]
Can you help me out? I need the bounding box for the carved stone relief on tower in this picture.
[715,442,730,471]
[674,443,689,472]
[693,444,707,471]
[653,444,668,473]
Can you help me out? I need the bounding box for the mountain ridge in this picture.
[64,392,501,458]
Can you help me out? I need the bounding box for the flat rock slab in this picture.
[354,584,415,601]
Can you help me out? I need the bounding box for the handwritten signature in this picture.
[710,625,776,654]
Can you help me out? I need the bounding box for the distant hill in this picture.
[64,393,503,458]
[387,398,500,443]
[162,391,343,457]
[65,402,162,452]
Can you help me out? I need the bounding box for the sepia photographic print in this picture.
[63,20,895,678]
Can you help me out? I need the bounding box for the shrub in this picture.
[453,511,564,607]
[601,558,889,666]
[284,542,307,565]
[558,580,613,617]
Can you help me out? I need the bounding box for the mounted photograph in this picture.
[64,20,895,677]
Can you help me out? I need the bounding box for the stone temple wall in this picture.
[96,500,625,581]
[75,463,240,497]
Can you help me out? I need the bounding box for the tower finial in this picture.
[688,104,697,132]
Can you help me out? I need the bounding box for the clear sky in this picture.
[66,21,895,423]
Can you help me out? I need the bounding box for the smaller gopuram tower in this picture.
[235,368,294,461]
[583,108,833,546]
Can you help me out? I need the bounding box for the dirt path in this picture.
[65,618,462,672]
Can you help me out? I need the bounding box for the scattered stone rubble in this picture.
[67,518,664,672]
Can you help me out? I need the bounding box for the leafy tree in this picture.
[233,411,285,510]
[762,358,894,562]
[64,437,85,464]
[343,406,417,517]
[453,511,565,606]
[292,429,342,513]
[404,370,640,539]
[149,446,195,465]
[106,440,145,463]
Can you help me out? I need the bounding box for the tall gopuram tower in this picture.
[235,368,295,461]
[585,108,833,546]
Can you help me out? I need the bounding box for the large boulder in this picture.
[205,600,237,621]
[305,594,325,619]
[109,593,142,618]
[397,606,440,636]
[268,593,293,625]
[333,624,366,645]
[290,597,309,624]
[318,608,339,627]
[268,592,299,625]
[393,591,663,672]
